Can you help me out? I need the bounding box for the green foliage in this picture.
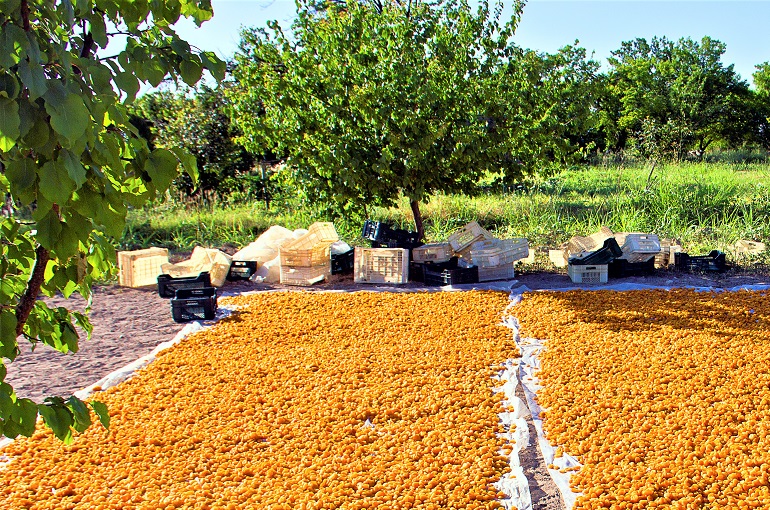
[133,85,257,199]
[607,36,753,160]
[1,0,222,440]
[229,0,597,229]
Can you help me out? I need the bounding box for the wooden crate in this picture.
[411,243,454,263]
[447,221,493,252]
[280,264,331,286]
[118,247,169,288]
[354,247,409,284]
[567,264,608,284]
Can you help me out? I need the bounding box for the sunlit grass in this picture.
[123,162,770,266]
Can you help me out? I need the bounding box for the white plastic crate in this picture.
[411,243,454,263]
[280,264,330,286]
[477,264,516,282]
[469,238,529,268]
[354,247,409,284]
[118,247,169,287]
[622,234,661,254]
[307,222,339,244]
[567,264,608,284]
[161,247,232,287]
[447,221,493,252]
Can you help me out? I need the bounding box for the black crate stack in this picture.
[157,271,217,322]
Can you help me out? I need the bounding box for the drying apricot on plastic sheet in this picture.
[513,288,770,510]
[0,291,518,510]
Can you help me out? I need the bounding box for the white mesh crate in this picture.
[447,221,493,252]
[411,243,454,263]
[118,247,169,287]
[307,222,339,244]
[477,264,516,282]
[469,238,529,268]
[622,234,661,254]
[280,264,330,286]
[354,247,409,284]
[567,264,608,284]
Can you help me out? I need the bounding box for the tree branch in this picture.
[15,244,50,337]
[20,0,31,31]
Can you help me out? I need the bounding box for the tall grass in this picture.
[123,162,770,263]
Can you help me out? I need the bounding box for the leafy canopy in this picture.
[0,0,223,442]
[228,0,597,230]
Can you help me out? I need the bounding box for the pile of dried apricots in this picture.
[1,291,517,509]
[514,288,770,510]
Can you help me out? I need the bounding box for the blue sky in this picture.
[172,0,770,86]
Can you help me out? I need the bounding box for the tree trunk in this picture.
[15,244,50,337]
[410,199,425,241]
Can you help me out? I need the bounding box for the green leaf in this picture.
[0,73,20,99]
[143,59,167,88]
[170,146,198,183]
[114,71,140,102]
[61,149,88,189]
[22,116,50,149]
[67,396,92,433]
[0,309,19,361]
[200,51,225,82]
[39,160,75,204]
[0,362,5,382]
[90,400,110,429]
[5,157,37,193]
[0,96,20,151]
[54,222,80,259]
[12,398,38,437]
[45,94,90,145]
[18,59,48,100]
[145,148,179,191]
[180,58,203,86]
[38,402,74,443]
[36,209,63,250]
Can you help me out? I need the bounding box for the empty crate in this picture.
[423,265,479,286]
[477,264,516,282]
[675,251,727,273]
[171,287,217,323]
[622,234,661,254]
[227,260,258,281]
[448,221,493,252]
[118,247,169,287]
[567,264,608,284]
[412,243,454,263]
[354,247,409,284]
[158,272,212,299]
[469,238,529,268]
[280,264,331,285]
[331,248,355,275]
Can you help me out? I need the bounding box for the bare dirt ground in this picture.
[4,267,768,509]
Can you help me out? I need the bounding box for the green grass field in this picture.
[123,162,770,268]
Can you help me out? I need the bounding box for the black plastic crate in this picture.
[410,257,459,283]
[569,238,623,265]
[227,261,258,281]
[608,256,655,278]
[157,272,212,299]
[424,264,479,286]
[675,250,728,273]
[331,248,355,275]
[362,220,392,243]
[171,287,217,322]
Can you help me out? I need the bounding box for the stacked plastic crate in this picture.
[410,221,528,284]
[279,222,339,285]
[354,220,419,284]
